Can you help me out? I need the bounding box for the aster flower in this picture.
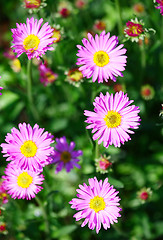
[141,84,155,100]
[24,0,41,9]
[76,31,127,83]
[0,223,7,233]
[84,91,141,148]
[2,164,44,200]
[133,3,145,14]
[113,83,126,93]
[65,67,83,87]
[93,20,106,32]
[75,0,87,9]
[51,136,82,173]
[51,28,62,43]
[11,17,55,60]
[69,177,121,234]
[1,123,54,172]
[39,62,58,86]
[155,0,163,15]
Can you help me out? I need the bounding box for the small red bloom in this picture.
[25,0,41,9]
[0,223,6,232]
[140,192,149,200]
[59,8,70,17]
[125,21,144,37]
[93,20,106,31]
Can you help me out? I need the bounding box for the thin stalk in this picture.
[27,59,39,121]
[140,41,146,82]
[35,196,50,240]
[160,17,163,80]
[115,0,123,38]
[95,140,100,160]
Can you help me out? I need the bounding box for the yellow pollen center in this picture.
[23,34,40,51]
[17,172,33,188]
[104,110,121,128]
[60,151,71,163]
[20,140,37,157]
[45,72,56,82]
[28,0,40,6]
[131,26,139,35]
[52,30,61,43]
[70,70,83,82]
[93,51,109,67]
[89,196,106,213]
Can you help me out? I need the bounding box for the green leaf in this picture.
[108,176,124,188]
[51,225,77,238]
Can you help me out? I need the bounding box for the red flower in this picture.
[125,21,144,37]
[25,0,41,9]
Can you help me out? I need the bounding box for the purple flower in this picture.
[2,163,44,200]
[51,136,82,173]
[39,62,58,86]
[1,123,54,172]
[69,177,121,234]
[84,91,141,148]
[11,17,56,60]
[76,31,127,83]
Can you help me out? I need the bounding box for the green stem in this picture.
[139,41,146,83]
[160,17,163,80]
[27,59,39,121]
[35,196,50,240]
[115,0,123,38]
[95,140,100,159]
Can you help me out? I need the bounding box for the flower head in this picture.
[51,136,82,173]
[84,91,141,148]
[1,123,54,172]
[113,83,126,93]
[39,62,58,86]
[0,223,6,233]
[51,28,62,43]
[2,163,44,200]
[10,58,21,72]
[155,0,163,15]
[11,17,55,60]
[93,20,106,32]
[69,177,121,233]
[141,84,155,100]
[133,3,145,14]
[24,0,41,9]
[137,187,152,203]
[95,155,112,174]
[75,0,87,9]
[0,181,8,204]
[58,1,72,18]
[76,31,127,83]
[66,68,83,87]
[124,18,145,42]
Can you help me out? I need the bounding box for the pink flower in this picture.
[39,62,58,86]
[11,17,55,60]
[24,0,41,9]
[2,163,44,200]
[84,91,141,148]
[125,21,144,37]
[155,0,163,15]
[76,31,127,83]
[69,177,121,233]
[1,123,54,172]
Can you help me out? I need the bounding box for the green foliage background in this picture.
[0,0,163,239]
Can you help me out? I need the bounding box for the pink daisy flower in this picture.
[11,17,55,60]
[2,163,44,200]
[39,62,58,86]
[76,31,127,83]
[84,91,141,148]
[51,136,82,173]
[69,177,121,234]
[1,123,54,172]
[155,0,163,15]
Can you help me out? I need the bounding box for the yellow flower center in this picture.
[60,151,71,163]
[11,59,21,72]
[52,30,61,43]
[28,0,40,6]
[93,51,109,67]
[23,34,40,51]
[17,172,33,188]
[20,140,38,157]
[130,26,139,35]
[104,110,121,128]
[69,70,83,82]
[89,196,106,213]
[45,71,56,82]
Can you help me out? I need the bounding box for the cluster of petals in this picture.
[84,91,141,148]
[2,163,44,200]
[39,62,58,86]
[69,177,121,233]
[124,21,144,37]
[1,123,54,172]
[51,136,82,173]
[76,31,127,83]
[155,0,163,15]
[11,17,55,59]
